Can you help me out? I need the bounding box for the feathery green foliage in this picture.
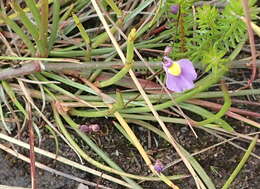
[164,0,258,72]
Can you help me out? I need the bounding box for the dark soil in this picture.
[0,110,259,189]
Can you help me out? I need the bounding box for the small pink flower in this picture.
[170,4,179,14]
[162,56,197,92]
[91,124,100,132]
[80,124,100,133]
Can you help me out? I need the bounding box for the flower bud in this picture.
[170,4,179,14]
[153,160,164,173]
[164,46,172,56]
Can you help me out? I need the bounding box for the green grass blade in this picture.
[0,86,11,134]
[125,0,154,23]
[72,13,91,45]
[48,0,61,50]
[10,2,47,55]
[1,81,27,117]
[0,13,36,55]
[198,83,231,126]
[222,136,257,189]
[179,103,234,131]
[25,0,41,25]
[11,2,39,38]
[41,72,96,95]
[105,0,122,17]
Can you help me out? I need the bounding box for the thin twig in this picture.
[241,0,257,87]
[27,102,37,189]
[0,59,259,80]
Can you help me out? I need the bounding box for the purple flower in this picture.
[163,56,197,92]
[170,4,179,14]
[153,160,164,173]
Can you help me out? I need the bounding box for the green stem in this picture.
[221,136,257,189]
[49,48,114,57]
[72,13,91,45]
[120,68,226,114]
[38,0,49,57]
[97,63,132,88]
[179,103,233,131]
[0,13,36,55]
[53,107,185,181]
[41,72,96,95]
[105,0,122,17]
[116,114,216,128]
[69,92,124,117]
[11,2,46,56]
[13,86,260,105]
[24,0,41,25]
[1,81,27,117]
[69,108,112,117]
[197,83,232,127]
[91,18,123,49]
[34,73,93,104]
[48,0,60,50]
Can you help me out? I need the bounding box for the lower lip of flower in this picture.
[168,62,181,76]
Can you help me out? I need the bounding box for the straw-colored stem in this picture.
[52,108,185,181]
[0,133,131,188]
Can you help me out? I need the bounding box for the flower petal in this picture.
[166,74,182,92]
[166,73,195,92]
[179,75,195,91]
[177,59,197,81]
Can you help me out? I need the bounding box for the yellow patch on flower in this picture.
[168,62,181,76]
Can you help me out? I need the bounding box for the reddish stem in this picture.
[0,62,43,80]
[242,0,257,87]
[28,105,37,189]
[144,24,168,39]
[218,98,260,107]
[189,99,260,118]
